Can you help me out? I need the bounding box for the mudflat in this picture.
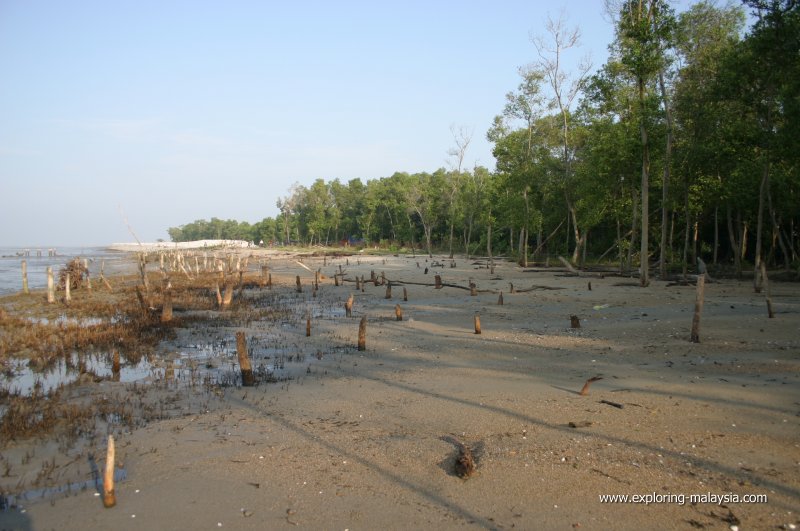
[2,251,798,530]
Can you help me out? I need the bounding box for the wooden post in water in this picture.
[361,276,365,293]
[345,294,353,317]
[103,435,116,508]
[84,259,92,292]
[474,315,481,334]
[236,331,255,386]
[434,275,442,289]
[469,282,477,296]
[222,281,234,308]
[760,262,774,318]
[358,316,367,351]
[355,276,360,290]
[306,312,311,337]
[112,349,121,379]
[395,304,403,321]
[296,275,302,293]
[21,260,29,294]
[690,274,705,343]
[498,291,504,305]
[161,278,173,323]
[403,287,408,302]
[385,283,392,299]
[65,273,71,302]
[570,315,580,328]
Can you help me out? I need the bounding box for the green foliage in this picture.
[164,2,799,271]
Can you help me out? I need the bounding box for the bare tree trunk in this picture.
[639,99,650,287]
[713,207,719,266]
[617,218,624,274]
[569,200,583,264]
[487,219,493,270]
[766,182,790,271]
[740,217,748,261]
[658,72,672,280]
[754,159,769,291]
[682,186,691,278]
[726,203,742,277]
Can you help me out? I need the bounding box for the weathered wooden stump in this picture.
[760,262,774,318]
[570,315,581,328]
[358,316,367,351]
[498,291,503,305]
[47,267,55,303]
[22,260,29,294]
[236,331,255,386]
[345,293,354,317]
[161,279,173,323]
[474,315,481,334]
[103,435,116,508]
[690,275,706,343]
[395,304,403,321]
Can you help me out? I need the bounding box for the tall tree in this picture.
[532,12,593,263]
[616,0,675,286]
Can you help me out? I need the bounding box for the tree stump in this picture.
[358,316,367,351]
[570,315,581,328]
[690,275,705,343]
[403,287,408,302]
[760,262,774,318]
[46,267,55,303]
[112,349,121,380]
[22,260,29,294]
[345,294,354,317]
[474,315,481,334]
[435,275,442,289]
[395,304,403,321]
[161,281,173,323]
[498,292,503,305]
[103,435,116,508]
[236,331,255,386]
[296,275,302,293]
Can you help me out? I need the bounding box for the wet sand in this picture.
[2,251,799,530]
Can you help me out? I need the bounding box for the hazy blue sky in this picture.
[1,0,708,246]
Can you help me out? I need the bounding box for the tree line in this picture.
[169,1,798,281]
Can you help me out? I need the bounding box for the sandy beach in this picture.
[1,249,798,530]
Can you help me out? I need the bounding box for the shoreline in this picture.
[1,251,798,530]
[106,240,254,253]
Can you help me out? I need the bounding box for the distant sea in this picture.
[0,246,135,296]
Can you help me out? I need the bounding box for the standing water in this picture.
[0,246,134,296]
